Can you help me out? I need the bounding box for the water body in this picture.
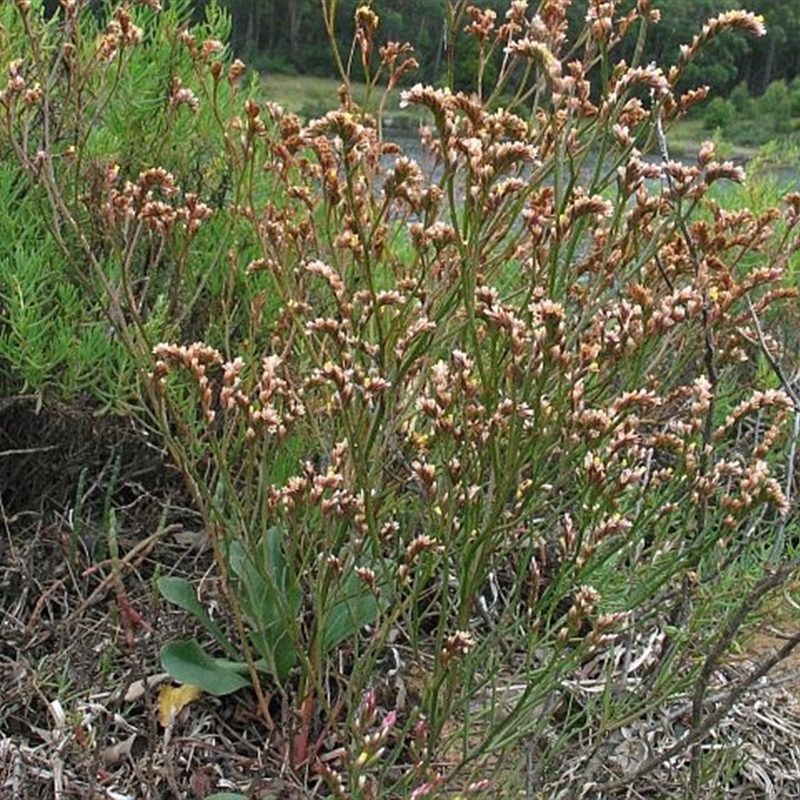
[384,126,799,193]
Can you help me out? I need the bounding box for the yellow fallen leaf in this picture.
[157,683,204,727]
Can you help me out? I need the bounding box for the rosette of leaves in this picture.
[158,527,390,696]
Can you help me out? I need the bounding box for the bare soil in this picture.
[0,398,301,799]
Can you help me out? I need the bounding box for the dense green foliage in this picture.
[705,77,800,145]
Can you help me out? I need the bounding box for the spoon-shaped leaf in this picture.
[160,639,251,696]
[157,576,238,658]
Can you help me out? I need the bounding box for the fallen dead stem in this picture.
[576,633,800,797]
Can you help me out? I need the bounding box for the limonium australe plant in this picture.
[4,0,800,796]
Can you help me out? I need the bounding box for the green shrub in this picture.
[729,81,753,114]
[703,96,735,131]
[758,79,794,134]
[0,0,269,405]
[0,162,130,401]
[704,79,800,147]
[3,1,800,797]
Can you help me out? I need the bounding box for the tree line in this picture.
[37,1,800,98]
[210,0,800,99]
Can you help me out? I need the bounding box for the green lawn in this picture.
[260,72,357,113]
[258,72,422,130]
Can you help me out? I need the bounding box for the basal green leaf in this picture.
[160,639,250,697]
[229,530,301,682]
[323,569,384,653]
[157,576,238,658]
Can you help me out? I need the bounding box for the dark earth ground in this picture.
[0,397,300,799]
[3,396,800,799]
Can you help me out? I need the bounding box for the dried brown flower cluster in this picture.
[99,166,212,236]
[98,5,143,61]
